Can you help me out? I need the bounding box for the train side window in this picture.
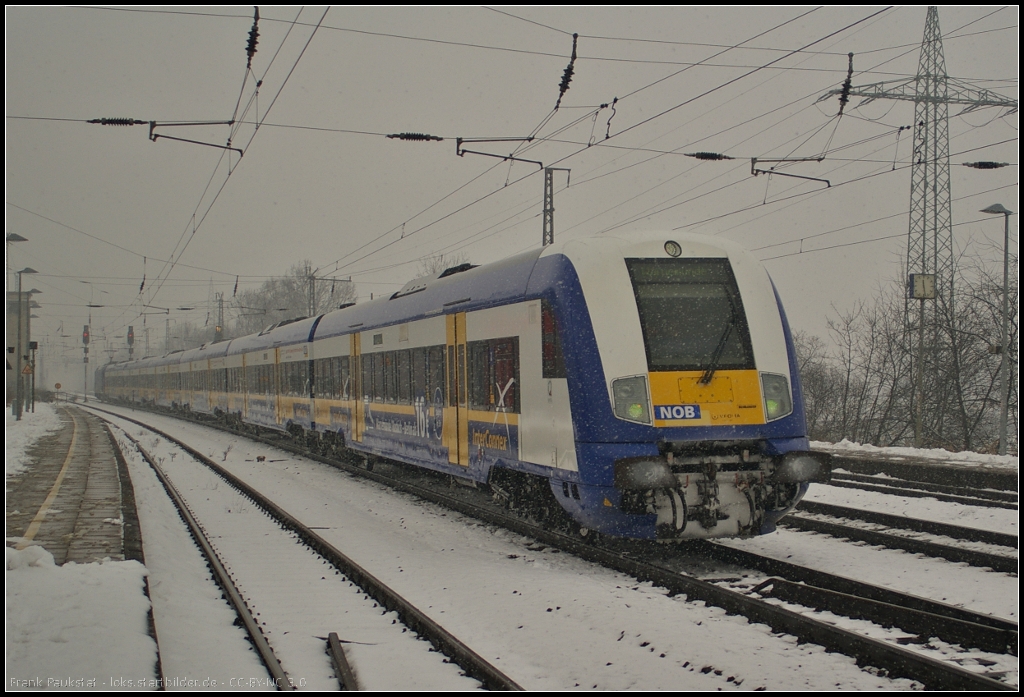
[494,337,519,413]
[468,342,490,410]
[314,358,328,398]
[468,337,520,413]
[428,345,445,406]
[397,349,412,404]
[383,351,397,404]
[338,356,351,400]
[413,347,427,400]
[542,299,566,379]
[362,354,373,401]
[374,353,386,402]
[279,363,288,395]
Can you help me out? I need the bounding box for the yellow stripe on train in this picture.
[649,370,764,426]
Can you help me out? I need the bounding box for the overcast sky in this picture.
[6,6,1018,382]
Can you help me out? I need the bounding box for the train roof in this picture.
[224,314,322,357]
[313,247,546,341]
[104,233,763,371]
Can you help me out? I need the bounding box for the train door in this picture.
[241,353,248,420]
[351,333,363,443]
[444,312,470,466]
[273,348,283,425]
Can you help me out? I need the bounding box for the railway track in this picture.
[829,471,1018,506]
[90,402,1017,690]
[780,509,1017,574]
[825,474,1017,510]
[99,410,520,691]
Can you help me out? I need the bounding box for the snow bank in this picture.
[813,439,1018,471]
[5,546,158,690]
[6,403,65,478]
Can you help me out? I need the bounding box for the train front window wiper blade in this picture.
[699,313,734,385]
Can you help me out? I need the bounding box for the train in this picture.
[96,232,831,540]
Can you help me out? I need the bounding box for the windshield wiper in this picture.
[699,315,734,385]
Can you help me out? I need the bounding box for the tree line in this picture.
[795,253,1018,454]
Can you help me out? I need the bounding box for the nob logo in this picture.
[656,405,701,420]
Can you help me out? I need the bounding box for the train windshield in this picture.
[626,258,755,372]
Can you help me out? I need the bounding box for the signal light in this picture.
[127,326,135,346]
[83,325,90,345]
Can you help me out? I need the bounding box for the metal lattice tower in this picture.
[542,168,554,247]
[825,6,1016,445]
[834,7,1015,295]
[907,7,954,313]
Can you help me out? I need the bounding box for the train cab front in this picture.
[556,233,832,540]
[613,439,832,540]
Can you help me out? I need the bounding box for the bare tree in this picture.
[231,261,357,337]
[418,252,470,278]
[794,254,1017,454]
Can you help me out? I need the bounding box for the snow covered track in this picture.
[796,501,1018,548]
[827,475,1018,510]
[95,407,520,691]
[829,472,1018,508]
[116,428,294,691]
[87,401,1015,689]
[779,511,1017,573]
[700,542,1018,657]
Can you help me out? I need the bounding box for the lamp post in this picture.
[980,204,1014,456]
[13,267,38,420]
[6,233,27,413]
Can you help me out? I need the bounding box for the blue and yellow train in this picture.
[97,233,830,540]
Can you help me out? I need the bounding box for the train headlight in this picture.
[760,372,793,421]
[612,376,651,424]
[664,240,682,257]
[774,450,832,483]
[614,457,676,490]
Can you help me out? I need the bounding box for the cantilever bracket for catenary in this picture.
[149,121,243,157]
[456,137,542,169]
[751,157,830,188]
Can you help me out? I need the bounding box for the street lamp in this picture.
[980,204,1014,456]
[13,267,38,420]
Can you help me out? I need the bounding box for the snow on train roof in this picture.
[313,247,546,341]
[224,315,322,357]
[110,233,757,367]
[179,340,231,363]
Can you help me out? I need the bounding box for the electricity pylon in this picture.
[824,6,1017,446]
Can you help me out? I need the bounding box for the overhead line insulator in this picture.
[88,118,146,126]
[555,33,579,110]
[837,52,855,117]
[246,6,260,69]
[387,133,444,141]
[962,161,1009,169]
[685,152,734,160]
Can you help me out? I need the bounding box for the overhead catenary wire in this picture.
[16,8,1014,344]
[140,8,330,320]
[320,7,876,279]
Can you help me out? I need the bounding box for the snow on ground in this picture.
[6,546,157,690]
[814,439,1019,471]
[6,403,64,478]
[6,403,1018,690]
[120,407,919,691]
[805,481,1018,536]
[722,522,1018,621]
[110,425,276,691]
[6,406,160,690]
[112,421,480,691]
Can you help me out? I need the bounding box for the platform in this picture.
[6,405,142,565]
